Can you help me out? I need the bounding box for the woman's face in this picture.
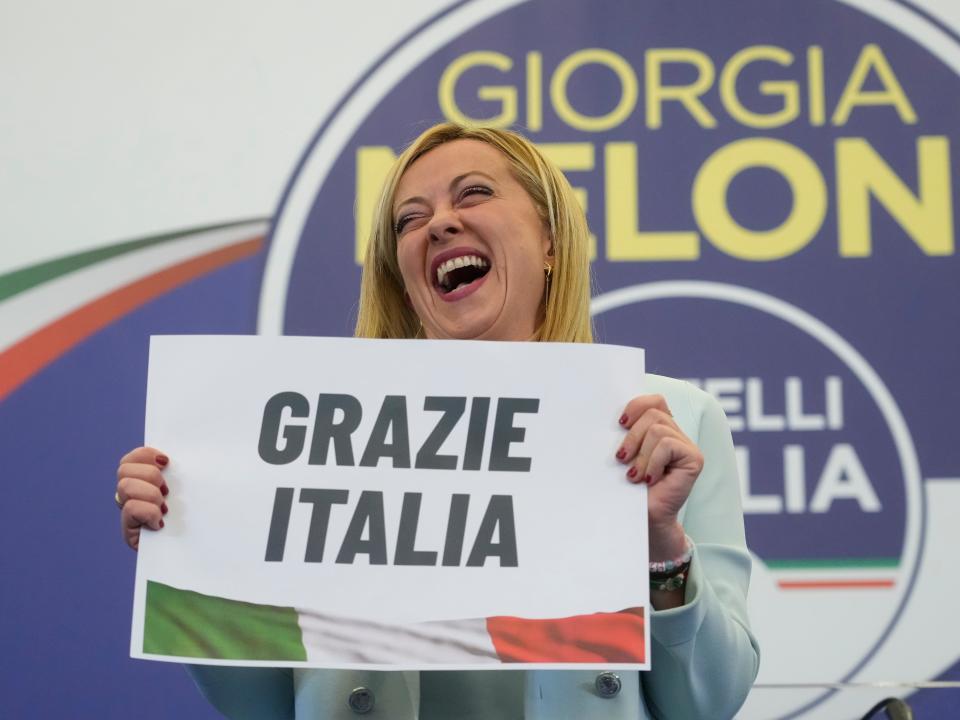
[393,139,552,341]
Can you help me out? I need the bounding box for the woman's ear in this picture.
[543,231,555,259]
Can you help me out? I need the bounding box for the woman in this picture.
[117,123,759,719]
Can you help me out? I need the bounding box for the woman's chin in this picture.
[433,322,534,342]
[421,314,505,341]
[420,296,537,341]
[426,324,498,341]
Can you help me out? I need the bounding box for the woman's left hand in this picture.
[616,394,703,561]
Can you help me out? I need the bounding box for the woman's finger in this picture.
[616,407,677,467]
[119,446,169,468]
[619,394,671,428]
[117,476,167,509]
[123,499,164,530]
[644,435,703,487]
[629,421,684,483]
[117,462,168,495]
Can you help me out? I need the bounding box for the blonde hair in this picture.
[355,122,593,342]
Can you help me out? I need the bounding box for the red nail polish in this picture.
[156,454,169,467]
[615,448,627,460]
[161,503,168,515]
[618,414,628,426]
[161,484,169,496]
[159,519,165,529]
[627,466,638,478]
[643,474,652,484]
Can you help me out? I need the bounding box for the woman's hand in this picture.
[116,446,169,551]
[616,394,703,562]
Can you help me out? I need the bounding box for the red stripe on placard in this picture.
[486,607,645,663]
[0,236,263,402]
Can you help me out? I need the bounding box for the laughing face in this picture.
[393,139,552,341]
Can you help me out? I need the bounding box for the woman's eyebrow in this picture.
[450,170,496,188]
[394,170,498,215]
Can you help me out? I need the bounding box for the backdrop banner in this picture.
[6,0,960,716]
[131,335,650,670]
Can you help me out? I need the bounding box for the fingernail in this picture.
[161,484,169,497]
[643,474,652,484]
[161,503,168,515]
[618,414,629,426]
[615,448,627,461]
[156,454,169,467]
[627,466,638,479]
[159,519,165,529]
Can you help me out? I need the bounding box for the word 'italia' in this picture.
[258,393,540,471]
[264,490,518,567]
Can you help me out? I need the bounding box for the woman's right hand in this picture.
[116,446,169,550]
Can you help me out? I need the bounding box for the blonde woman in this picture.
[117,123,759,719]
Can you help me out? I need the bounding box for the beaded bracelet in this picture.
[649,537,694,592]
[649,537,694,574]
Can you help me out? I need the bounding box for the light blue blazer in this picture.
[188,375,760,719]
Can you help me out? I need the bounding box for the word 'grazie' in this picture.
[258,393,541,472]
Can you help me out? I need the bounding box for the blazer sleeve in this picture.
[641,382,760,719]
[185,665,295,720]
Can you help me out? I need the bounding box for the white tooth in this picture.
[454,257,465,268]
[443,259,455,273]
[437,268,446,285]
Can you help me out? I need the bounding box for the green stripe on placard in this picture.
[0,218,266,302]
[144,581,306,661]
[764,557,899,570]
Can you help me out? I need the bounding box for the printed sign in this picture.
[131,336,650,670]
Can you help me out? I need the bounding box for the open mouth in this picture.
[434,253,491,296]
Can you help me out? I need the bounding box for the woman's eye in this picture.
[394,216,414,234]
[459,185,492,201]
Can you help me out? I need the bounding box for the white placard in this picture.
[132,336,649,670]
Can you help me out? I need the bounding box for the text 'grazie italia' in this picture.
[258,393,541,472]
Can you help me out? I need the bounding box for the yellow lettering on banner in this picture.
[645,49,718,129]
[837,136,954,257]
[693,138,826,260]
[538,142,594,170]
[538,143,597,259]
[720,46,799,129]
[550,49,638,132]
[832,44,917,125]
[438,51,516,127]
[605,142,700,260]
[526,52,543,131]
[807,46,826,126]
[355,146,397,264]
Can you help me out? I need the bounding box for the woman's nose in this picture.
[428,206,463,243]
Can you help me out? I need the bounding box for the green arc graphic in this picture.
[0,217,268,303]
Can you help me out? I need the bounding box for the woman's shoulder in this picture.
[643,373,718,411]
[643,373,727,441]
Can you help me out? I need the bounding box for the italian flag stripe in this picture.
[143,581,645,664]
[144,581,306,661]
